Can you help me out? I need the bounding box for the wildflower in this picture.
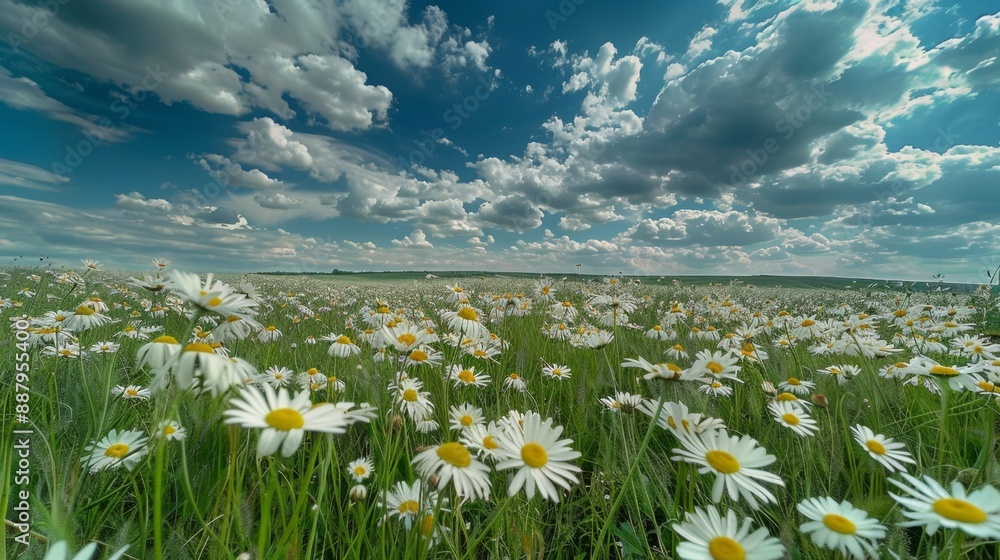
[638,399,726,436]
[690,349,742,381]
[223,384,376,458]
[598,392,644,413]
[460,421,504,462]
[257,365,295,389]
[152,342,241,395]
[700,380,734,398]
[672,506,785,560]
[443,305,489,340]
[113,385,151,401]
[43,540,130,560]
[797,496,886,559]
[82,429,149,473]
[328,334,361,358]
[449,364,490,388]
[136,336,182,371]
[768,401,818,437]
[850,425,916,473]
[62,302,113,331]
[777,376,815,395]
[257,325,282,342]
[448,403,486,431]
[495,411,582,502]
[412,441,492,501]
[391,377,435,420]
[166,271,258,319]
[382,480,442,531]
[156,420,186,441]
[888,472,1000,538]
[348,457,375,483]
[504,372,527,392]
[541,363,571,381]
[90,341,120,354]
[349,484,368,502]
[671,429,784,509]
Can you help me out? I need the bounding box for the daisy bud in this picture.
[811,393,828,407]
[427,474,440,489]
[392,414,404,432]
[956,468,978,486]
[349,484,368,502]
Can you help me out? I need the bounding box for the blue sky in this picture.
[1,0,999,282]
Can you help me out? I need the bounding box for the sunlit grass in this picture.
[3,265,1000,559]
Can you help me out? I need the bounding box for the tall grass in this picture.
[3,266,1000,559]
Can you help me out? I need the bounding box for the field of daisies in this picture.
[4,260,1000,560]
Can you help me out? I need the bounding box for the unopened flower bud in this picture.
[811,393,828,407]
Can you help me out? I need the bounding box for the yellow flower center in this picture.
[163,425,177,435]
[307,368,319,375]
[264,408,305,431]
[823,513,857,534]
[801,319,815,327]
[125,389,138,397]
[460,415,474,427]
[865,439,886,455]
[707,536,745,560]
[787,377,800,385]
[521,442,548,468]
[932,497,987,524]
[75,305,96,316]
[421,513,435,537]
[55,315,66,322]
[336,335,352,345]
[508,373,520,380]
[436,442,471,467]
[396,332,417,346]
[409,350,429,362]
[266,325,277,332]
[483,435,499,449]
[929,365,959,376]
[353,466,367,476]
[206,297,222,307]
[705,450,740,474]
[706,361,724,375]
[104,443,130,458]
[398,499,420,514]
[457,308,478,321]
[458,369,476,384]
[541,286,550,294]
[673,344,684,351]
[781,413,800,426]
[184,342,214,353]
[402,388,419,402]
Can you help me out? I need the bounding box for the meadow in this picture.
[3,262,1000,559]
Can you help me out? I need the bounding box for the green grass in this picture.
[3,267,1000,559]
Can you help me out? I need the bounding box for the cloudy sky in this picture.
[1,0,998,281]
